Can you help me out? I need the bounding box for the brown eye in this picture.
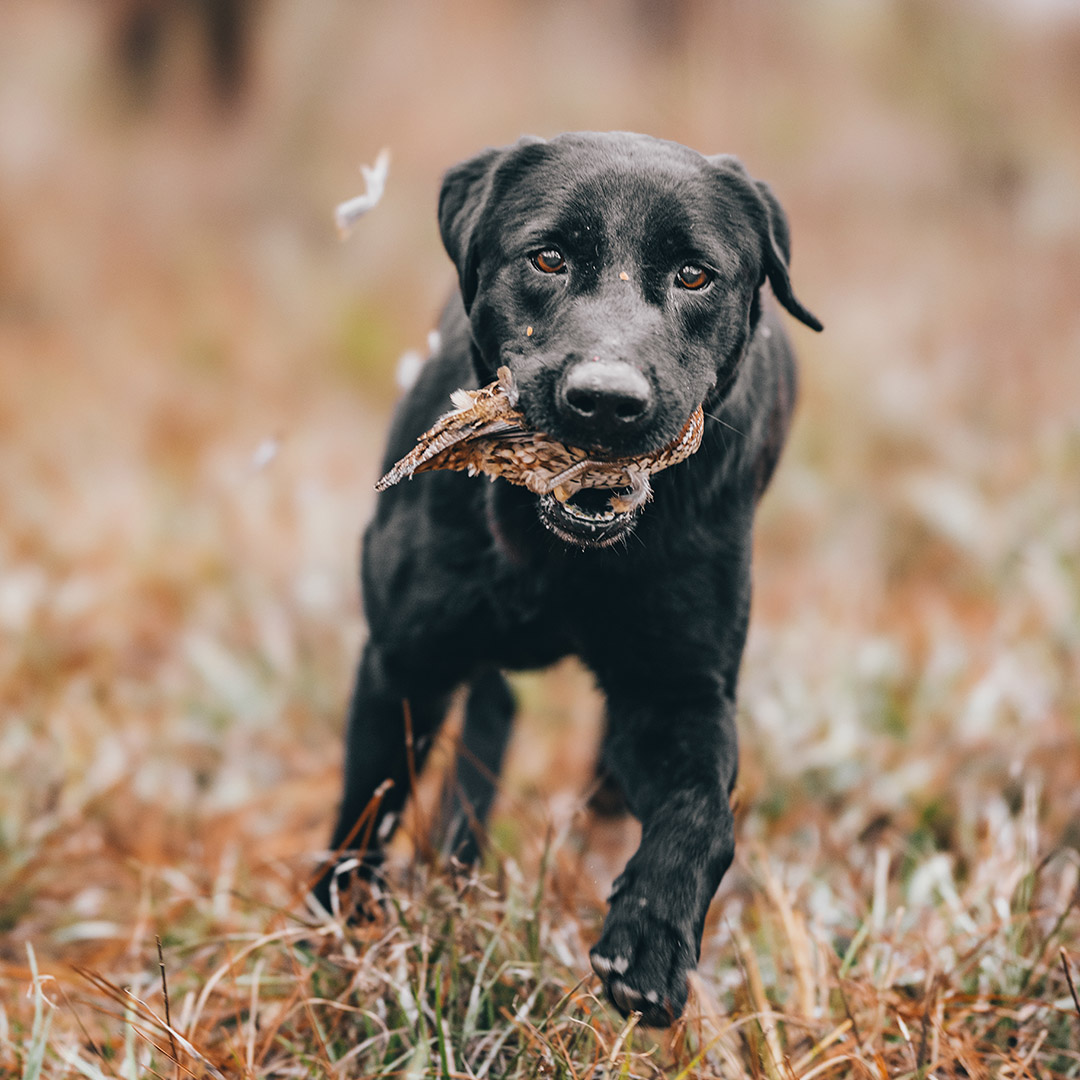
[677,264,710,290]
[533,249,566,274]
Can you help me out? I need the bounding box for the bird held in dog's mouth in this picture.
[376,365,704,546]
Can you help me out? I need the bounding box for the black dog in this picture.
[316,132,821,1026]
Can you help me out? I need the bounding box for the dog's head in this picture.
[439,132,821,547]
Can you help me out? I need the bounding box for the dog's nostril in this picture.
[615,397,646,421]
[566,387,599,417]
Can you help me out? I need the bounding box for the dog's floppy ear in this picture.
[439,137,546,311]
[710,156,823,333]
[439,147,501,311]
[753,178,823,332]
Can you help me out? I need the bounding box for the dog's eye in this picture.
[533,249,567,274]
[676,264,710,290]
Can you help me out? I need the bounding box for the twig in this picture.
[53,978,118,1079]
[302,777,393,907]
[916,970,938,1076]
[826,945,866,1054]
[402,697,432,861]
[72,967,226,1080]
[1017,1027,1048,1074]
[156,936,180,1079]
[1062,947,1080,1026]
[607,1010,640,1063]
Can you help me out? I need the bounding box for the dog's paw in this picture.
[589,894,696,1027]
[310,855,385,923]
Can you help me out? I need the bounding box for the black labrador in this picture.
[315,131,821,1026]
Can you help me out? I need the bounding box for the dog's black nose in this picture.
[558,360,654,432]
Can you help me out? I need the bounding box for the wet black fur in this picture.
[315,132,821,1027]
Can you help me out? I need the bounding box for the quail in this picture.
[376,366,704,514]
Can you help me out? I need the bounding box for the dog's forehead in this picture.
[490,138,751,269]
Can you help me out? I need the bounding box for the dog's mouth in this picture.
[537,485,641,548]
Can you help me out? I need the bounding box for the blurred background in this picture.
[1,0,1078,999]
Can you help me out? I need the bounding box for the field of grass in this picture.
[1,1,1078,1076]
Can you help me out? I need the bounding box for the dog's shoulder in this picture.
[739,302,799,502]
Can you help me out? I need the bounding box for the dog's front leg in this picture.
[588,681,739,1027]
[312,644,451,912]
[439,665,516,863]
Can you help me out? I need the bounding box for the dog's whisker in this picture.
[703,410,747,438]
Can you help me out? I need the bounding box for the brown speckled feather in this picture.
[376,366,704,512]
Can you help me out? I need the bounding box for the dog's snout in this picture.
[559,360,654,431]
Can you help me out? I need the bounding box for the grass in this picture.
[2,0,1080,1075]
[5,810,1079,1076]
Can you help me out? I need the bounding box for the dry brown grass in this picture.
[1,1,1079,1075]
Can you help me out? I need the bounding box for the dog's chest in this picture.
[480,562,573,669]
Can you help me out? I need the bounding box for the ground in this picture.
[1,2,1079,1076]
